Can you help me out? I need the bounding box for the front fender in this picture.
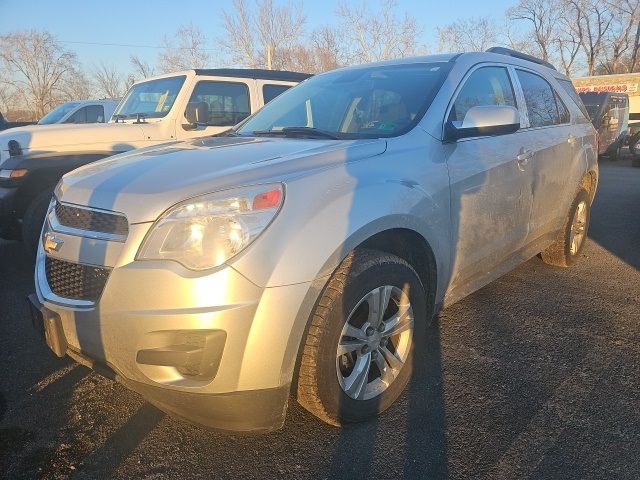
[230,162,451,295]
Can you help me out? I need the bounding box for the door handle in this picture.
[515,148,533,171]
[567,134,576,145]
[516,149,533,162]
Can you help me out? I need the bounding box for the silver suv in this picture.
[29,48,597,432]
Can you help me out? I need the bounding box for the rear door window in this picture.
[187,81,251,127]
[263,84,291,104]
[516,70,562,128]
[448,66,516,125]
[85,105,105,123]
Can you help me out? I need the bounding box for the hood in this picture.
[0,122,145,158]
[58,136,387,223]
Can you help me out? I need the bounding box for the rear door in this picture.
[513,68,574,241]
[444,64,533,288]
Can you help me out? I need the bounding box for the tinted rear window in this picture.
[263,84,291,104]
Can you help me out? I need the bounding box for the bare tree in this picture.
[438,17,498,52]
[554,26,583,75]
[507,0,559,61]
[92,62,125,98]
[564,0,615,75]
[597,0,640,73]
[0,30,81,117]
[130,55,156,80]
[158,24,212,73]
[220,0,307,69]
[336,0,422,63]
[616,0,640,71]
[309,26,345,71]
[59,69,92,101]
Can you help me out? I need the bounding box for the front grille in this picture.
[45,257,111,302]
[54,201,128,236]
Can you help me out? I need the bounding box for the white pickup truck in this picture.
[0,68,310,250]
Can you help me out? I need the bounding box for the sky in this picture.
[0,0,516,73]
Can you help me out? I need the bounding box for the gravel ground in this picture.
[1,158,639,480]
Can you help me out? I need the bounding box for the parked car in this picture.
[37,99,119,125]
[29,47,597,433]
[0,69,309,250]
[0,112,35,131]
[579,91,629,160]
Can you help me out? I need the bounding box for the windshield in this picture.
[113,75,186,119]
[38,102,81,124]
[237,62,451,139]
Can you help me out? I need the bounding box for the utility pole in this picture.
[267,44,273,70]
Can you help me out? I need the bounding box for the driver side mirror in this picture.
[445,105,520,141]
[184,102,209,130]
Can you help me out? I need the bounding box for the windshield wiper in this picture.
[112,114,126,123]
[251,127,341,140]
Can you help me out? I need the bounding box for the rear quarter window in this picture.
[558,79,590,119]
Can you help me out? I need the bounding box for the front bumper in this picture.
[33,216,317,432]
[28,292,290,432]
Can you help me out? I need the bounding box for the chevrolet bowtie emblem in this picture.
[43,232,63,253]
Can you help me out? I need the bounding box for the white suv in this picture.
[0,69,309,250]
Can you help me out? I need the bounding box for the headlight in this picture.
[137,183,284,270]
[0,168,28,179]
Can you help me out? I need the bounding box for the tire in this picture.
[540,188,590,267]
[296,249,427,426]
[609,143,621,161]
[629,134,640,156]
[22,187,54,256]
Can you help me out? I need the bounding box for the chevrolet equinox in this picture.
[29,48,598,432]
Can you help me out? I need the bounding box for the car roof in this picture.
[324,49,565,80]
[194,68,311,82]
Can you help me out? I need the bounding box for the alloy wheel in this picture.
[336,285,413,401]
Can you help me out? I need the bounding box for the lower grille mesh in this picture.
[45,257,111,302]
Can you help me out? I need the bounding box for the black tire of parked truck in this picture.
[296,249,427,426]
[608,142,621,161]
[629,133,640,157]
[22,187,54,257]
[540,188,590,267]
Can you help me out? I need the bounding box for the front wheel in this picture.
[296,249,427,426]
[540,188,590,267]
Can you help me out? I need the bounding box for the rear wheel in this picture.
[296,249,427,426]
[22,188,54,256]
[540,188,590,267]
[629,133,640,156]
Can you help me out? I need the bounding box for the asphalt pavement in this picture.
[1,158,639,479]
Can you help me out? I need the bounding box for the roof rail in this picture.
[486,47,557,71]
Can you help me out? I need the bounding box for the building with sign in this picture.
[573,73,640,122]
[573,73,640,154]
